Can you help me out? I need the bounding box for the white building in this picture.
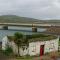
[2,35,59,56]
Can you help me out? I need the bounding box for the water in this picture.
[0,26,47,41]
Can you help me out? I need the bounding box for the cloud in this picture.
[0,0,60,19]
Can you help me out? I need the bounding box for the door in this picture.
[40,45,44,56]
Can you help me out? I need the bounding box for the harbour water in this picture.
[0,26,47,41]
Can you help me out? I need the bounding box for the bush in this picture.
[59,38,60,46]
[3,47,13,56]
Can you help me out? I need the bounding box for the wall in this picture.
[2,36,59,56]
[28,37,59,56]
[2,36,8,50]
[44,37,59,53]
[8,40,28,56]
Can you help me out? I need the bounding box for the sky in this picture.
[0,0,60,19]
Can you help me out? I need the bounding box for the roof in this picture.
[28,36,57,42]
[7,36,15,41]
[7,34,57,42]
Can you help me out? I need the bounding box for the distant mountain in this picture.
[0,15,60,24]
[0,15,43,23]
[44,20,60,23]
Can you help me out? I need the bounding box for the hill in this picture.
[44,20,60,23]
[0,15,43,23]
[0,15,60,24]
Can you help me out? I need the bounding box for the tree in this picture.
[23,35,29,48]
[14,32,23,56]
[14,32,29,56]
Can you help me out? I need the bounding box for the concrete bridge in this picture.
[0,23,52,27]
[0,23,60,32]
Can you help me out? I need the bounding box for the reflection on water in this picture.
[0,26,47,41]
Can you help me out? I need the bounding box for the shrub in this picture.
[3,46,13,56]
[59,38,60,46]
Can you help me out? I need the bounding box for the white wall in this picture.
[2,36,8,50]
[28,37,59,56]
[44,37,59,53]
[2,36,59,56]
[7,40,28,56]
[2,36,28,56]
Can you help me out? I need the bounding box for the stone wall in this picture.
[2,36,59,56]
[29,37,59,56]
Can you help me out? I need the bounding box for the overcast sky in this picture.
[0,0,60,19]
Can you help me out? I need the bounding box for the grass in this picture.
[15,58,33,60]
[15,51,60,60]
[0,51,60,60]
[16,56,35,60]
[59,41,60,46]
[59,38,60,46]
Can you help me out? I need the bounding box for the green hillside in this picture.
[0,15,43,23]
[0,15,60,24]
[44,20,60,23]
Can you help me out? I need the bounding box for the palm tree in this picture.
[14,32,29,56]
[23,35,29,46]
[14,32,23,56]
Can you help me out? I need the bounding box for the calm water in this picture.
[0,26,47,41]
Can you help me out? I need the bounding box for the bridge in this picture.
[0,23,60,32]
[0,23,52,26]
